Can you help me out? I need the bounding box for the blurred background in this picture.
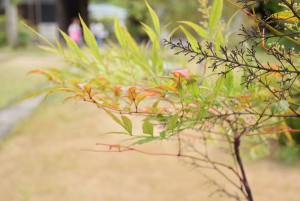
[1,0,241,46]
[0,0,300,200]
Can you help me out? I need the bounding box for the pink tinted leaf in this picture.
[171,69,190,80]
[76,83,88,91]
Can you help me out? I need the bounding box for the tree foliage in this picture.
[91,0,200,40]
[29,0,300,200]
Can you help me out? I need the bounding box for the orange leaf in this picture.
[263,64,282,78]
[114,86,122,96]
[76,83,92,95]
[28,69,52,78]
[63,94,84,102]
[136,91,163,104]
[155,85,177,93]
[122,86,138,101]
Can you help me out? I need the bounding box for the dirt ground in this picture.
[1,51,300,201]
[0,101,300,201]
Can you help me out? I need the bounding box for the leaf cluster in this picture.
[29,1,300,200]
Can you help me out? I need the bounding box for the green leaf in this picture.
[60,30,86,60]
[121,115,133,135]
[114,16,140,57]
[178,21,208,39]
[79,15,99,57]
[141,22,157,42]
[142,121,154,135]
[209,0,223,33]
[271,100,289,114]
[114,17,127,49]
[160,131,166,139]
[216,29,224,47]
[167,113,179,131]
[214,77,225,95]
[187,78,200,97]
[54,35,64,55]
[145,1,160,35]
[123,27,141,57]
[225,67,233,95]
[278,100,289,112]
[151,41,164,75]
[18,86,58,103]
[133,137,158,145]
[105,132,129,135]
[22,22,55,50]
[103,108,124,129]
[179,25,198,51]
[270,11,300,22]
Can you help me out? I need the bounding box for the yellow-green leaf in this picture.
[60,30,86,59]
[180,26,198,51]
[141,22,157,42]
[270,11,300,22]
[114,17,127,49]
[22,22,55,49]
[214,77,225,95]
[103,108,123,128]
[187,79,200,97]
[209,0,223,33]
[178,21,208,39]
[123,28,140,56]
[225,66,233,95]
[121,115,133,135]
[167,113,178,132]
[145,1,160,35]
[134,137,158,145]
[142,121,154,135]
[79,15,99,57]
[114,17,140,56]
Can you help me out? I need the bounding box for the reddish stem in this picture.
[83,143,242,180]
[245,128,300,137]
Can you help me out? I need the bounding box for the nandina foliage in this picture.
[28,1,300,200]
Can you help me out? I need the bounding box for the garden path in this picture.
[0,95,44,138]
[0,50,64,138]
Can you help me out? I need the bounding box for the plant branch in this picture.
[234,136,254,201]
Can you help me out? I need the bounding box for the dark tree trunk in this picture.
[56,0,88,34]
